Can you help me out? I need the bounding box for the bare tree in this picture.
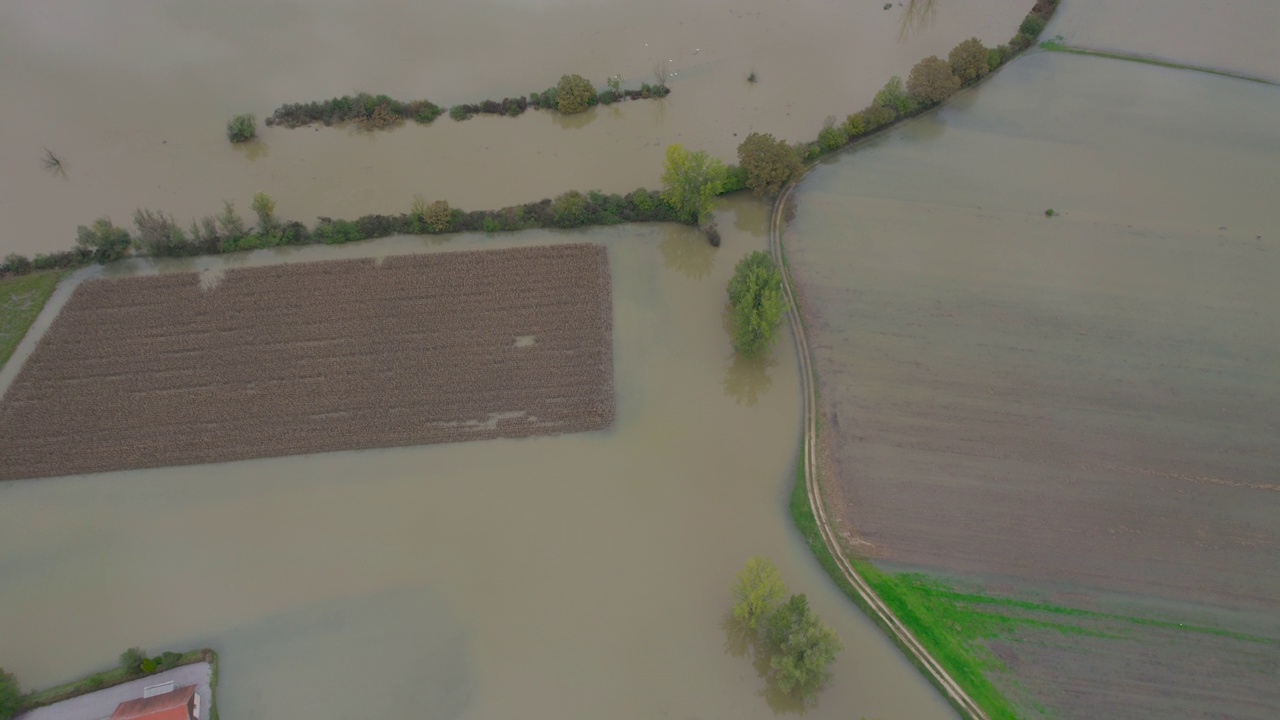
[653,59,670,90]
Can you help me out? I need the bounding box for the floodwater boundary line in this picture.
[768,184,990,720]
[1037,44,1280,87]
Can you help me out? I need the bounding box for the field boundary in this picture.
[769,183,990,720]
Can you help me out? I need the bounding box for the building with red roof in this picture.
[109,684,199,720]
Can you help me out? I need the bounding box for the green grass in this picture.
[17,648,215,712]
[1,270,66,368]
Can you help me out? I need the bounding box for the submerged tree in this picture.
[765,594,844,698]
[732,556,788,629]
[661,144,727,225]
[727,251,786,358]
[737,133,803,197]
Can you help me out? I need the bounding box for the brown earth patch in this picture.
[0,244,614,481]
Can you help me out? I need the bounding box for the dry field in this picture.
[0,244,614,481]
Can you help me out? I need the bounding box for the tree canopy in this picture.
[765,594,844,698]
[907,55,961,104]
[948,37,990,84]
[732,556,787,629]
[661,144,727,225]
[736,133,803,197]
[555,74,597,114]
[727,251,786,357]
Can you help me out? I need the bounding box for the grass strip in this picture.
[0,269,65,368]
[18,648,217,713]
[1037,42,1279,87]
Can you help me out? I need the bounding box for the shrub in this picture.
[449,105,470,121]
[727,250,786,358]
[598,89,618,105]
[842,112,867,138]
[251,192,276,232]
[75,218,132,263]
[555,74,596,114]
[156,651,182,671]
[721,164,748,194]
[863,104,896,130]
[1009,32,1035,52]
[816,120,848,153]
[989,45,1011,70]
[1020,14,1046,38]
[3,253,31,275]
[949,37,990,84]
[423,200,452,233]
[737,133,802,197]
[216,201,247,240]
[140,658,157,674]
[0,667,19,720]
[551,190,589,227]
[409,100,442,124]
[873,76,917,118]
[481,215,502,233]
[628,187,655,213]
[133,208,189,257]
[906,55,961,105]
[226,114,256,143]
[732,556,786,630]
[315,218,362,245]
[765,594,843,699]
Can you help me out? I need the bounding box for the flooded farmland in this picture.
[787,50,1280,719]
[0,207,958,720]
[0,0,1029,257]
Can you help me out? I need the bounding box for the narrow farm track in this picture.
[769,184,990,720]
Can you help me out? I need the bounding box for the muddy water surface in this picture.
[0,200,956,720]
[787,51,1280,718]
[0,0,1030,257]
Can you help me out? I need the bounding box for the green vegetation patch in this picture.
[0,270,66,368]
[15,648,217,714]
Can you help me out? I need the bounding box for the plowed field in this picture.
[0,244,614,480]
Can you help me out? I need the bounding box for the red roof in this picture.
[110,684,196,720]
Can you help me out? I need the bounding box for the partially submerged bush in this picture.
[551,190,588,227]
[906,55,961,105]
[872,76,918,119]
[1020,14,1046,38]
[816,119,848,153]
[75,218,132,263]
[556,74,597,114]
[133,208,189,257]
[949,37,991,84]
[422,200,453,233]
[226,114,256,143]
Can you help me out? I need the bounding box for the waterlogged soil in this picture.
[0,207,959,720]
[0,0,1030,257]
[1046,0,1280,83]
[0,245,613,481]
[787,52,1280,719]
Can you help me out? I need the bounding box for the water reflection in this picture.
[659,225,715,279]
[721,305,779,405]
[233,138,270,161]
[899,0,940,38]
[720,612,810,715]
[551,106,598,130]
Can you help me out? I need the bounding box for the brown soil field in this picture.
[0,244,614,481]
[787,53,1280,719]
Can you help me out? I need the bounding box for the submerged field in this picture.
[0,245,613,480]
[787,50,1280,719]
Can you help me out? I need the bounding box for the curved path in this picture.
[769,183,990,720]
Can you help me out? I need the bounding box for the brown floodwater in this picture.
[786,50,1280,719]
[1045,0,1280,83]
[0,0,1030,257]
[0,198,957,720]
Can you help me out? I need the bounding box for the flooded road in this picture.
[0,0,1030,257]
[786,51,1280,719]
[0,199,957,720]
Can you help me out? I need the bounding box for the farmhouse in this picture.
[109,684,200,720]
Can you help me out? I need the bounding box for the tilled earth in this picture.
[0,244,614,481]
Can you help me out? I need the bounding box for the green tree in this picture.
[765,594,843,698]
[555,74,597,114]
[872,76,917,118]
[75,218,132,263]
[732,556,787,630]
[551,190,588,227]
[736,133,802,197]
[661,144,727,225]
[0,667,19,720]
[727,251,786,358]
[906,55,960,104]
[948,37,990,84]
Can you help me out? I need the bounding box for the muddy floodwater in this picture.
[787,51,1280,719]
[0,0,1030,258]
[0,201,957,720]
